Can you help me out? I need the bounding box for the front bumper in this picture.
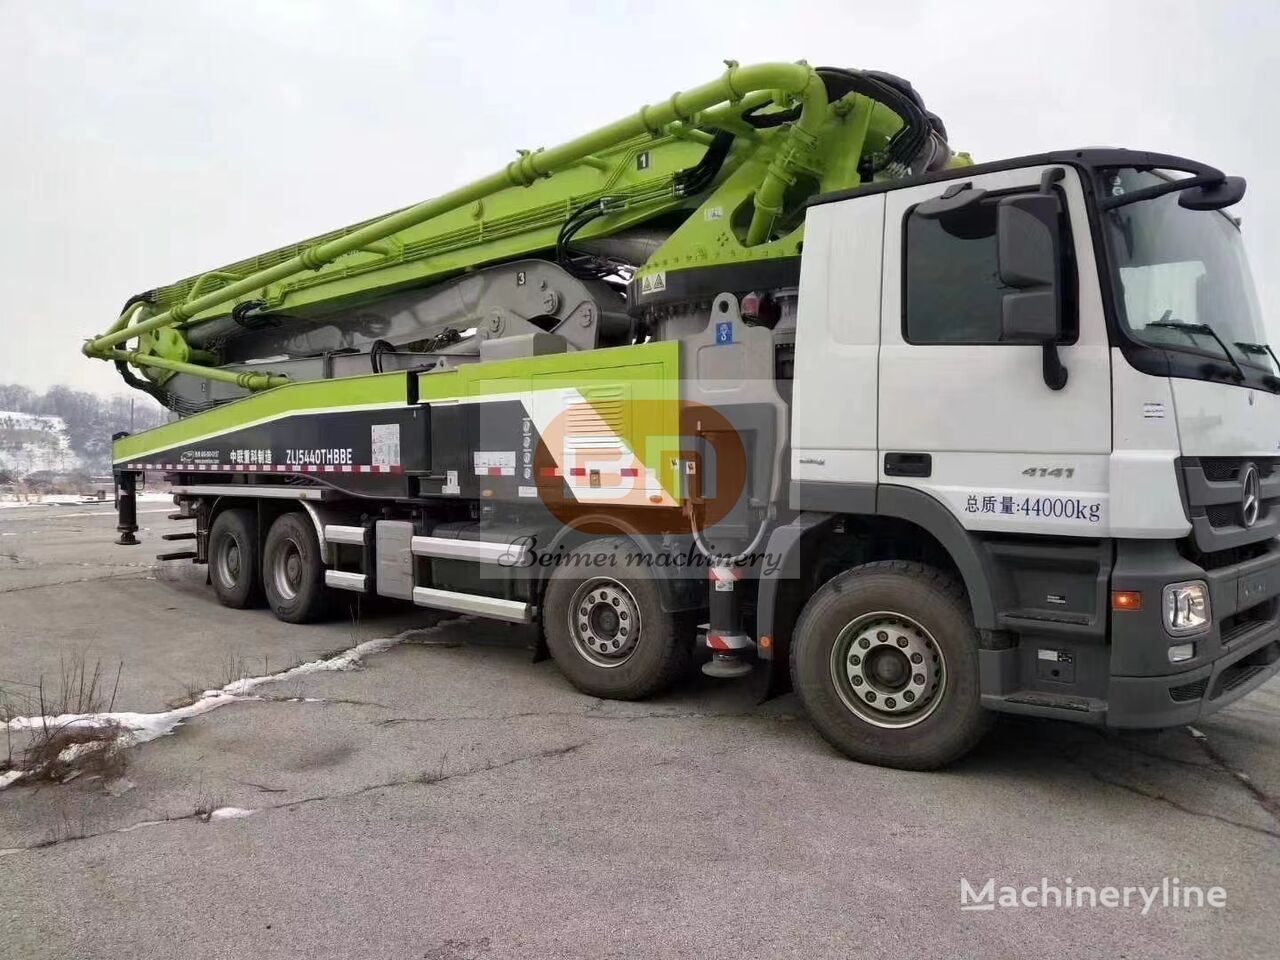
[1107,539,1280,728]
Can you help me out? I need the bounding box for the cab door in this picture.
[790,192,886,494]
[877,164,1113,535]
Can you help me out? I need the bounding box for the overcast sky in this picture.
[2,0,1276,394]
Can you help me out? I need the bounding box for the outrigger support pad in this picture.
[115,451,140,546]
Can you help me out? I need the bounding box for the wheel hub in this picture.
[569,579,642,668]
[216,538,242,587]
[273,539,303,601]
[832,612,946,728]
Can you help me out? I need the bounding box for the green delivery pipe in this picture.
[84,61,827,379]
[744,69,828,245]
[104,348,289,391]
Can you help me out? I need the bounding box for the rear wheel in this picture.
[208,508,262,609]
[791,561,991,769]
[262,512,331,624]
[542,539,691,700]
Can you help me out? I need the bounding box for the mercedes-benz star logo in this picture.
[1241,463,1261,528]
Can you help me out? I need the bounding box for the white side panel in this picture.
[1108,349,1189,538]
[792,449,880,484]
[791,194,885,485]
[1170,378,1280,457]
[877,164,1114,536]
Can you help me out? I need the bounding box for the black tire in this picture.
[261,511,331,624]
[208,508,263,609]
[542,538,691,700]
[790,561,991,770]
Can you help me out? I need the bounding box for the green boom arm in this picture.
[83,61,827,389]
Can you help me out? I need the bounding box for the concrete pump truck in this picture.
[84,61,1280,768]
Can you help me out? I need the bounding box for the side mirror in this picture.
[1179,175,1246,211]
[997,192,1068,389]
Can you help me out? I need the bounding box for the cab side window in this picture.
[903,200,1003,344]
[903,190,1076,344]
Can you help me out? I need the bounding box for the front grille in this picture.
[1201,458,1278,483]
[1186,539,1272,571]
[1206,503,1237,528]
[1205,501,1270,529]
[1219,600,1274,645]
[1208,639,1280,700]
[1170,677,1209,702]
[1178,457,1280,552]
[1201,459,1240,482]
[1219,665,1265,695]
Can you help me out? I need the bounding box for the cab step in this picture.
[981,690,1107,724]
[161,531,196,541]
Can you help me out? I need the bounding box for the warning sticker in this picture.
[474,451,516,476]
[639,272,667,296]
[371,424,401,468]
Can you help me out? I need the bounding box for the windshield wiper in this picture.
[1235,340,1280,391]
[1148,313,1247,382]
[1235,340,1280,369]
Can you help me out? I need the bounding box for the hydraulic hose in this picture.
[689,503,776,566]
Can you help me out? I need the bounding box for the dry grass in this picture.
[34,810,98,849]
[165,650,274,710]
[192,778,226,822]
[0,652,126,786]
[20,721,128,784]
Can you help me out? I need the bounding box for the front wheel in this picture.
[262,511,331,624]
[790,561,991,770]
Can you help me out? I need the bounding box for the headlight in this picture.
[1163,580,1210,636]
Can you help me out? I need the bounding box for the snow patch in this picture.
[208,806,255,820]
[104,777,136,797]
[0,491,173,510]
[1,629,422,791]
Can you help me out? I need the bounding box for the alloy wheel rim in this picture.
[829,610,946,729]
[567,578,642,668]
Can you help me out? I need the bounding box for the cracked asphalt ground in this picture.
[1,503,1279,960]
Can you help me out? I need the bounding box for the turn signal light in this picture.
[1111,590,1143,612]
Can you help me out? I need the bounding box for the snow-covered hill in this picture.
[0,410,82,476]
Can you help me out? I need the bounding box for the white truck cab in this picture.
[783,149,1280,745]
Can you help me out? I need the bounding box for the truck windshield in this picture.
[1102,168,1273,379]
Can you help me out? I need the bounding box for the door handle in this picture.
[884,452,932,478]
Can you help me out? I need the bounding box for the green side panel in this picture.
[114,346,683,500]
[112,373,409,463]
[414,341,678,402]
[417,341,682,498]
